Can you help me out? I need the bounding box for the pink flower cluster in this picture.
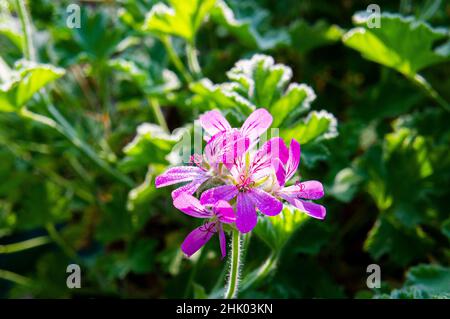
[155,109,325,259]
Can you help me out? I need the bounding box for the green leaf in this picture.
[254,205,309,251]
[0,61,65,112]
[109,58,180,95]
[72,9,123,61]
[210,0,289,50]
[95,239,157,280]
[405,264,450,296]
[127,169,157,212]
[289,19,343,54]
[364,216,433,266]
[226,54,307,115]
[358,127,435,228]
[189,79,254,113]
[127,239,158,274]
[142,0,216,43]
[329,167,364,203]
[293,220,333,255]
[191,55,336,150]
[95,192,133,243]
[343,12,449,77]
[193,282,208,298]
[120,124,184,172]
[193,55,318,125]
[0,15,23,50]
[442,219,450,240]
[282,110,338,144]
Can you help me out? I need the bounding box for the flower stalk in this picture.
[224,228,242,299]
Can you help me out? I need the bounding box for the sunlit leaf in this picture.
[142,0,216,43]
[210,0,289,50]
[255,205,309,251]
[329,167,364,203]
[364,216,433,266]
[343,13,449,77]
[109,58,180,95]
[0,61,65,112]
[289,19,343,54]
[120,123,184,172]
[282,110,338,144]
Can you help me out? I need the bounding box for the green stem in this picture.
[161,36,193,83]
[148,98,169,132]
[19,107,58,128]
[186,42,202,79]
[241,252,279,292]
[44,97,134,187]
[0,269,32,286]
[45,223,79,262]
[0,236,51,254]
[224,228,241,299]
[14,0,36,61]
[410,74,450,112]
[183,248,204,298]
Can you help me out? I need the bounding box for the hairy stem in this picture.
[224,228,242,299]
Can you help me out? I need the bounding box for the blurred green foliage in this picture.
[0,0,449,299]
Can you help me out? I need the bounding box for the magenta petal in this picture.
[218,224,226,259]
[240,108,272,142]
[173,193,212,218]
[171,177,208,199]
[248,188,282,216]
[236,193,257,233]
[285,139,300,182]
[280,194,326,220]
[298,200,326,219]
[251,137,289,176]
[205,130,249,166]
[214,200,236,224]
[281,180,324,200]
[200,185,238,205]
[155,166,206,188]
[181,222,217,257]
[199,110,231,138]
[273,158,286,187]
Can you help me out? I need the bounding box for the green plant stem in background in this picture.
[14,0,134,188]
[410,75,450,112]
[45,223,80,262]
[0,236,51,254]
[224,228,242,299]
[14,0,35,61]
[241,252,280,292]
[186,43,202,79]
[148,97,169,132]
[184,249,204,297]
[0,269,32,286]
[161,36,193,83]
[44,96,134,187]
